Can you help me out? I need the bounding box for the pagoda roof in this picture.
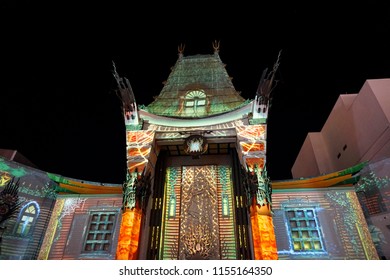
[145,51,247,118]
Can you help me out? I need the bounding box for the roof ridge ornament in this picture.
[257,49,282,103]
[212,40,220,54]
[251,50,282,123]
[112,61,140,128]
[178,43,185,59]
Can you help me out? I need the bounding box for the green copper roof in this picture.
[145,51,247,118]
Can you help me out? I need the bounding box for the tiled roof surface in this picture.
[146,52,247,118]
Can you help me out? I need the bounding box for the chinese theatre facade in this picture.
[114,42,279,260]
[0,43,379,260]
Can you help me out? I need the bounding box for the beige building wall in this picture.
[292,133,331,178]
[292,79,390,178]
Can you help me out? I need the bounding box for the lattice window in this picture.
[84,211,117,253]
[14,201,40,236]
[286,208,325,252]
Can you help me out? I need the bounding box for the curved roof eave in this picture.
[139,101,253,128]
[47,172,122,195]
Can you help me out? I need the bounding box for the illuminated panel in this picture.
[116,208,142,260]
[160,167,182,259]
[38,199,65,260]
[250,204,278,260]
[217,166,237,259]
[127,147,152,158]
[326,191,379,259]
[236,125,266,141]
[236,125,267,171]
[126,130,154,176]
[179,166,220,260]
[161,166,237,259]
[346,192,379,259]
[126,130,154,145]
[240,142,265,153]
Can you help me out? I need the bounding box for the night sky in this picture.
[1,1,390,184]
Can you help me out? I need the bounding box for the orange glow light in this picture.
[127,131,154,145]
[240,142,265,153]
[127,147,152,157]
[236,125,266,141]
[245,157,265,171]
[250,204,278,260]
[128,161,147,174]
[116,208,142,260]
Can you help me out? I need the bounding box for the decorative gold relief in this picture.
[182,223,213,259]
[161,165,237,259]
[179,166,220,259]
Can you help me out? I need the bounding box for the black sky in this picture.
[1,1,390,184]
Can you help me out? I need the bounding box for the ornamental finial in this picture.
[212,40,220,53]
[178,43,185,59]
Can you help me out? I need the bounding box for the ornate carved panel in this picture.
[179,166,220,259]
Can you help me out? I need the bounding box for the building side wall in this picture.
[357,158,390,260]
[293,79,390,178]
[321,95,357,172]
[0,157,56,260]
[47,195,122,260]
[350,82,389,163]
[272,188,378,260]
[367,79,390,123]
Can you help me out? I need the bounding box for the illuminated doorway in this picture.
[160,165,237,259]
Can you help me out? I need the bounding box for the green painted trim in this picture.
[249,118,267,125]
[126,120,143,131]
[337,161,367,177]
[47,172,70,184]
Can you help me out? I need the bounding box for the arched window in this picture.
[14,201,40,237]
[184,90,207,116]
